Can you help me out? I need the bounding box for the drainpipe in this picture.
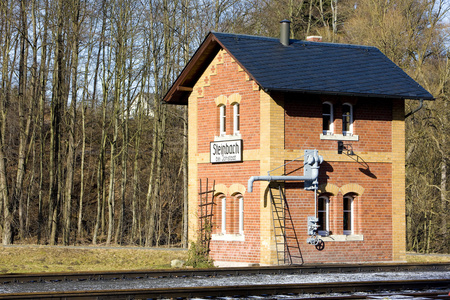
[405,99,423,119]
[247,150,323,193]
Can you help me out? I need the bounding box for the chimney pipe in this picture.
[306,36,322,42]
[280,20,291,46]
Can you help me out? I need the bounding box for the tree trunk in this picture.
[14,0,31,243]
[49,0,66,245]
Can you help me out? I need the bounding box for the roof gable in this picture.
[163,32,434,104]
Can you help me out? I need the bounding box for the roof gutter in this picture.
[405,98,424,118]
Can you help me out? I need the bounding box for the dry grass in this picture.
[0,246,448,274]
[0,245,188,274]
[406,252,450,263]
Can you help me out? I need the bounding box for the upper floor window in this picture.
[342,103,353,136]
[317,195,330,235]
[233,103,240,135]
[219,104,226,136]
[322,102,334,135]
[343,194,354,235]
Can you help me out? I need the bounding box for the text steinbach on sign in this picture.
[210,140,243,163]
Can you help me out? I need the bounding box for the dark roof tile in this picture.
[164,32,434,104]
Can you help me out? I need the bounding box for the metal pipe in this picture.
[248,164,320,193]
[248,149,322,192]
[280,20,291,46]
[405,99,423,118]
[248,176,308,193]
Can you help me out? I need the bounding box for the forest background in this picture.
[0,0,448,254]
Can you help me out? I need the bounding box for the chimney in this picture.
[280,20,291,46]
[306,36,322,42]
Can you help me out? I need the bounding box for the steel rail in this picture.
[0,279,448,299]
[0,263,449,284]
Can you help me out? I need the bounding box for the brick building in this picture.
[163,22,434,266]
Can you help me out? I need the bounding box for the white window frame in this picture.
[219,105,226,136]
[342,103,353,136]
[238,195,244,235]
[233,103,240,135]
[343,194,354,235]
[317,196,330,236]
[221,196,227,234]
[322,102,334,135]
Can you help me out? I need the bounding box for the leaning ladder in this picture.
[269,183,304,265]
[198,179,215,254]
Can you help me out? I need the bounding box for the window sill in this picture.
[321,234,364,242]
[320,134,359,141]
[212,233,245,242]
[214,134,242,141]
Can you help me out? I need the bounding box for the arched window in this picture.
[317,195,330,235]
[219,104,226,136]
[221,195,227,234]
[343,194,354,235]
[342,103,353,136]
[237,194,244,235]
[322,102,334,135]
[233,103,240,135]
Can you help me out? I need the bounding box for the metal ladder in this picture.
[269,183,304,265]
[198,179,215,254]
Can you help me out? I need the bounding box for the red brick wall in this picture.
[284,162,393,262]
[198,162,261,263]
[197,52,260,153]
[282,94,395,262]
[285,94,392,152]
[194,50,396,264]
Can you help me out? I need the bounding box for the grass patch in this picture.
[0,245,188,274]
[406,252,450,263]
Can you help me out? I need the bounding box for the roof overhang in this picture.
[163,33,222,105]
[263,87,434,101]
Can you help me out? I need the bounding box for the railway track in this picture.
[1,262,449,284]
[0,263,448,299]
[0,279,449,299]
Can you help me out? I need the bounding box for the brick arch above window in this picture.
[318,183,339,196]
[340,183,364,196]
[214,184,228,197]
[228,93,241,105]
[229,183,246,196]
[215,95,227,106]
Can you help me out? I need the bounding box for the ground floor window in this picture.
[213,193,244,236]
[237,194,244,235]
[317,195,329,235]
[221,195,227,234]
[343,194,354,235]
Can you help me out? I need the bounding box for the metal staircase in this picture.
[269,183,304,265]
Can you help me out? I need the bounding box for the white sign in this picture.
[210,140,242,163]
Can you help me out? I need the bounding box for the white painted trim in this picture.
[238,196,244,235]
[322,102,334,135]
[211,234,245,242]
[317,196,329,236]
[320,134,359,141]
[343,195,354,235]
[321,234,364,242]
[219,105,226,136]
[342,103,354,135]
[233,103,240,135]
[214,133,242,141]
[221,197,226,235]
